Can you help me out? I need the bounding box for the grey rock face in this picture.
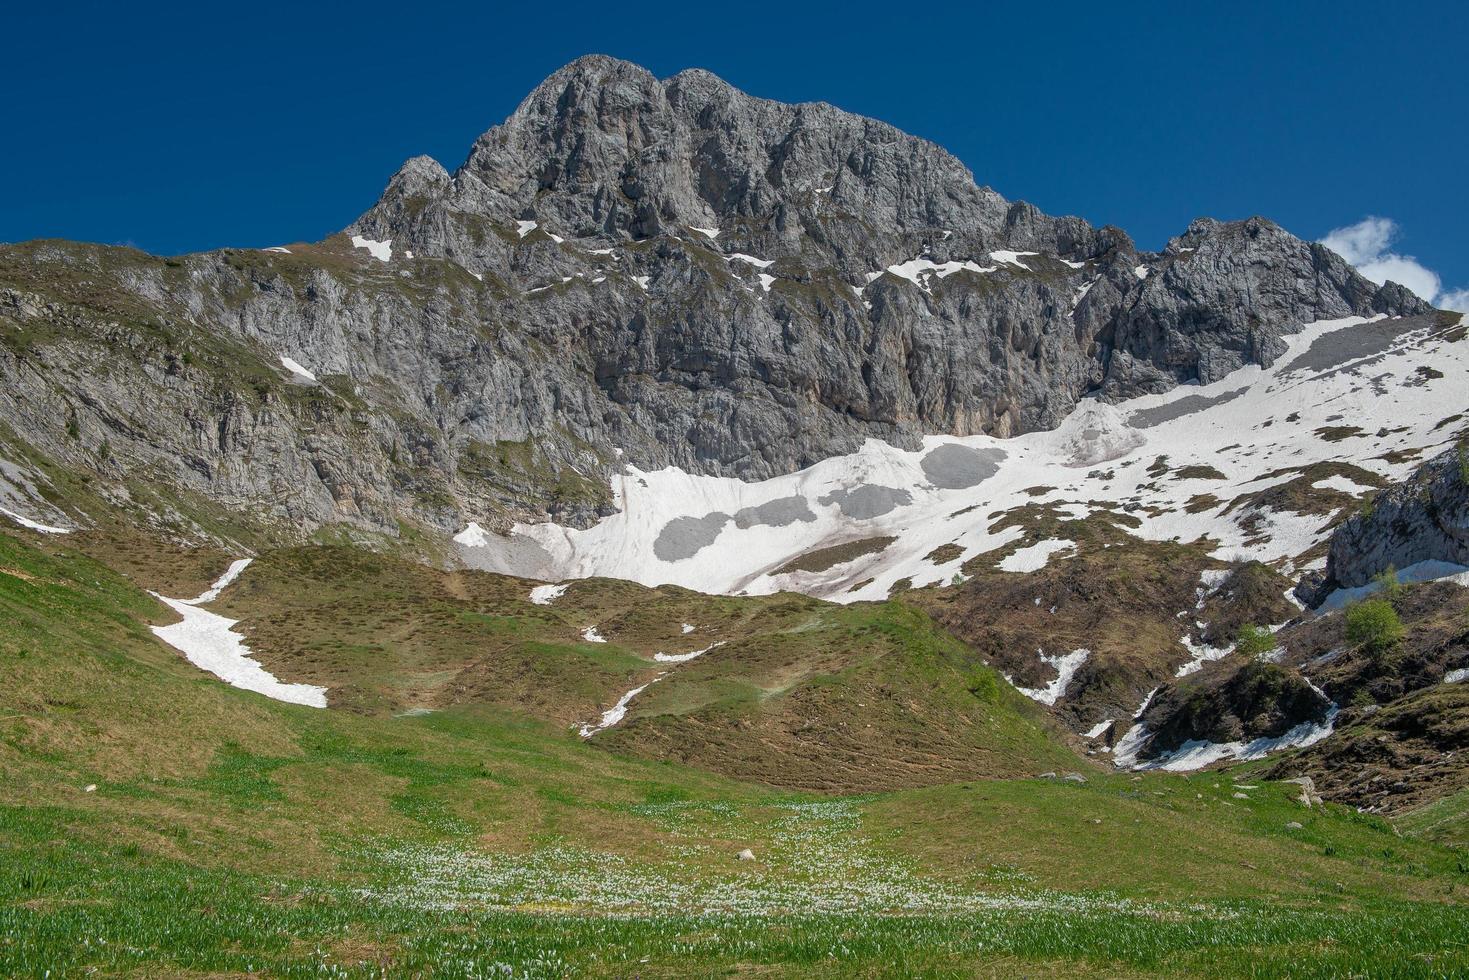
[0,55,1435,543]
[1135,660,1332,761]
[1307,443,1469,603]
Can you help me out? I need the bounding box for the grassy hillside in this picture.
[4,527,1469,976]
[205,546,1080,790]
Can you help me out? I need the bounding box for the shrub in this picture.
[1373,565,1403,604]
[1234,624,1277,658]
[1459,440,1469,486]
[1346,598,1404,656]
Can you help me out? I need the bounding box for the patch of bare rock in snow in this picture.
[149,559,328,708]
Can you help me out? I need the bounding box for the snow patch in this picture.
[579,678,659,737]
[1131,709,1339,772]
[874,257,996,290]
[515,220,538,238]
[1317,560,1469,612]
[1312,474,1379,496]
[529,583,569,606]
[729,253,774,269]
[350,236,392,262]
[582,625,607,644]
[989,250,1039,269]
[0,504,71,534]
[279,356,317,382]
[998,540,1074,573]
[150,559,327,708]
[454,522,490,548]
[1013,648,1089,705]
[653,640,725,664]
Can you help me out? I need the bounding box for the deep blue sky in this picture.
[5,1,1464,295]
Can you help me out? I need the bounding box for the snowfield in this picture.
[458,315,1469,606]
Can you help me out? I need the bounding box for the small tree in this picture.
[1346,598,1404,657]
[1373,564,1403,604]
[1235,623,1277,658]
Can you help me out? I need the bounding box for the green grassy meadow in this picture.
[3,528,1469,977]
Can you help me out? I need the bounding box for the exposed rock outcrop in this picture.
[0,55,1432,544]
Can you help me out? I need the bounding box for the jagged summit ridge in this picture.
[0,55,1435,549]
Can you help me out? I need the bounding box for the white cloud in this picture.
[1320,217,1463,311]
[1439,288,1469,314]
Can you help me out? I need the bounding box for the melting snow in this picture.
[989,250,1039,269]
[516,220,538,238]
[1316,560,1469,612]
[150,559,328,708]
[579,678,659,737]
[1312,474,1379,496]
[465,315,1467,606]
[279,356,317,382]
[681,623,696,634]
[262,246,291,254]
[582,625,607,644]
[1084,719,1114,739]
[0,504,71,534]
[1176,634,1233,677]
[998,540,1075,573]
[691,227,720,239]
[729,253,774,269]
[453,522,490,548]
[350,235,392,262]
[1127,708,1340,772]
[529,583,569,606]
[1013,648,1089,705]
[872,257,996,290]
[653,640,725,664]
[1445,668,1469,684]
[757,273,776,292]
[1133,264,1149,280]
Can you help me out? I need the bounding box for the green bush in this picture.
[1346,598,1404,655]
[1235,624,1277,658]
[1373,565,1403,604]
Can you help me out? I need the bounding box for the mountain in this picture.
[0,54,1427,546]
[5,54,1469,976]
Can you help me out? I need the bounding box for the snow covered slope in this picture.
[459,313,1468,603]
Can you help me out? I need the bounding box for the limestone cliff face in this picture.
[0,55,1429,543]
[1307,443,1469,602]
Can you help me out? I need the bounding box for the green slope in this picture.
[3,528,1469,977]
